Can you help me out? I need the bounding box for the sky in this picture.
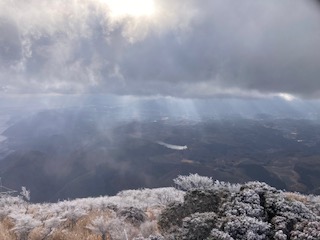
[1,0,320,99]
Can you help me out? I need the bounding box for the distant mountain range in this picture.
[1,106,320,202]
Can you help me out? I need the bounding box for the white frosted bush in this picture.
[274,230,287,240]
[213,180,241,194]
[62,205,87,227]
[87,216,110,240]
[224,216,270,240]
[291,221,320,240]
[42,216,66,237]
[140,220,158,238]
[10,213,41,240]
[173,173,213,190]
[210,229,234,240]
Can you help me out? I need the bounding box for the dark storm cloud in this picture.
[0,0,320,98]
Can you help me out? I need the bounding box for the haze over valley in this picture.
[1,96,320,202]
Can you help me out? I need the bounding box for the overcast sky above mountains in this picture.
[0,0,320,99]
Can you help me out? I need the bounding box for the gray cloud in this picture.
[0,0,320,98]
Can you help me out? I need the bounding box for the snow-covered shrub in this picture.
[185,188,230,214]
[41,216,66,238]
[118,207,147,227]
[134,234,165,240]
[87,216,110,240]
[0,207,10,221]
[158,202,186,233]
[173,173,214,190]
[0,195,24,207]
[1,176,320,240]
[223,188,264,219]
[274,230,287,240]
[88,216,141,240]
[10,213,41,240]
[304,195,320,216]
[140,220,158,238]
[223,216,270,240]
[158,188,228,235]
[213,180,241,194]
[159,177,320,240]
[291,221,320,240]
[154,189,182,206]
[116,187,184,208]
[272,216,288,232]
[147,234,165,240]
[209,229,234,240]
[180,212,217,240]
[105,219,129,240]
[62,204,87,227]
[87,214,145,240]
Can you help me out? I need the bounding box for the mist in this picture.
[1,94,320,201]
[1,1,320,202]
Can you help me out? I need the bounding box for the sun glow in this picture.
[104,0,156,18]
[278,93,296,102]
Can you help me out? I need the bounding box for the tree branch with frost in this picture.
[20,187,30,201]
[19,186,31,213]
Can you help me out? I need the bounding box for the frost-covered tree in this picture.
[173,173,213,191]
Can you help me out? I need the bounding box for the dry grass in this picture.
[145,207,162,221]
[0,221,15,240]
[285,192,309,203]
[0,187,183,239]
[0,208,159,240]
[49,231,101,240]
